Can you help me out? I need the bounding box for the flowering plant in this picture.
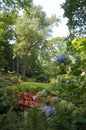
[42,105,56,117]
[57,54,68,63]
[14,92,42,110]
[36,89,47,97]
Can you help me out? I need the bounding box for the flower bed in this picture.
[13,91,42,110]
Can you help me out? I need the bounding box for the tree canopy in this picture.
[14,4,59,77]
[0,0,32,72]
[0,0,32,12]
[62,0,86,38]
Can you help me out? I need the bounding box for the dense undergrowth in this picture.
[0,75,86,130]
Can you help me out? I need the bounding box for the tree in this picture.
[14,4,59,77]
[0,0,32,12]
[0,0,32,73]
[47,37,66,58]
[0,12,16,72]
[42,37,67,77]
[62,0,86,38]
[66,37,86,76]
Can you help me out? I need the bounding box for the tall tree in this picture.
[62,0,86,38]
[14,4,59,77]
[0,12,16,72]
[0,0,32,12]
[0,0,32,72]
[41,37,66,76]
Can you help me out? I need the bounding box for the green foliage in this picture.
[67,38,86,75]
[0,78,8,88]
[0,0,32,12]
[35,73,50,83]
[0,91,12,114]
[53,71,86,106]
[0,0,32,74]
[54,100,86,130]
[62,0,86,37]
[49,41,86,123]
[0,78,86,130]
[9,75,20,84]
[0,111,24,130]
[14,4,58,77]
[71,37,86,53]
[0,12,16,71]
[0,0,86,129]
[23,108,62,130]
[20,75,27,82]
[6,82,53,95]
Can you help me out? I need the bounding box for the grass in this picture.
[0,73,57,95]
[0,81,57,95]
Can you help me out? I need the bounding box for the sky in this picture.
[33,0,69,37]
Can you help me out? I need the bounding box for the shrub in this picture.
[0,91,12,114]
[0,111,24,130]
[57,54,68,63]
[14,92,42,111]
[50,78,58,86]
[9,75,19,84]
[20,76,27,82]
[35,73,50,83]
[0,78,8,88]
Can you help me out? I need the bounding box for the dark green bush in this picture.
[0,78,8,88]
[0,91,12,114]
[20,76,27,82]
[35,73,50,83]
[0,111,24,130]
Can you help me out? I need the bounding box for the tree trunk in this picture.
[21,56,27,78]
[16,56,20,74]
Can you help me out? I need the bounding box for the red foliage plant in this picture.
[16,92,42,110]
[47,95,52,99]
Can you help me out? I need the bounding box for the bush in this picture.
[57,54,68,63]
[0,90,12,114]
[20,76,27,82]
[35,73,50,83]
[0,78,8,88]
[0,111,24,130]
[9,75,19,84]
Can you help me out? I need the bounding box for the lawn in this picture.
[1,81,56,95]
